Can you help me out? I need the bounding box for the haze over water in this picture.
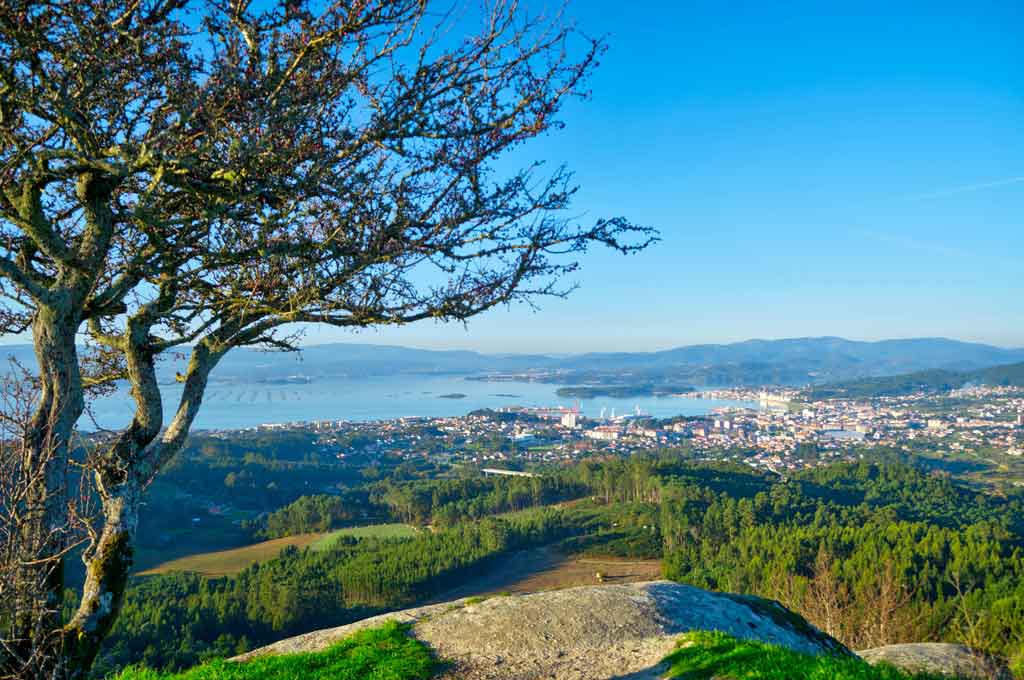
[84,375,753,431]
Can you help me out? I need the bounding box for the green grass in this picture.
[663,631,959,680]
[310,523,418,551]
[110,622,437,680]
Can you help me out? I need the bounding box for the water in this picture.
[84,375,754,431]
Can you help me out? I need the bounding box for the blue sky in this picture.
[8,1,1020,353]
[322,0,1022,352]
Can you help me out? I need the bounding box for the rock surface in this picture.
[237,581,849,679]
[858,643,1012,680]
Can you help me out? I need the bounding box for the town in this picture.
[211,384,1024,482]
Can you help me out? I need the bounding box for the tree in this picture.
[0,364,93,680]
[0,1,654,676]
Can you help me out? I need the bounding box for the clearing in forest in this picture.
[138,523,419,577]
[137,533,326,577]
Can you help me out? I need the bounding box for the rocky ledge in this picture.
[236,581,1008,679]
[858,643,1013,680]
[236,580,848,679]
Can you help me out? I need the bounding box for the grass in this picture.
[663,631,960,680]
[462,592,511,606]
[110,621,437,680]
[138,524,417,576]
[137,533,325,577]
[132,513,256,573]
[310,523,419,551]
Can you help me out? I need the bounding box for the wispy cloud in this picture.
[859,230,967,259]
[910,176,1024,201]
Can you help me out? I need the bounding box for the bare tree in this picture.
[0,363,94,680]
[767,552,922,651]
[0,1,654,675]
[949,569,988,651]
[853,559,919,649]
[803,548,851,642]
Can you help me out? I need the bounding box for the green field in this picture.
[311,523,418,551]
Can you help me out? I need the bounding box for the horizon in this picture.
[284,335,1024,354]
[1,333,1022,355]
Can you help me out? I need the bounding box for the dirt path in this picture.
[429,545,662,603]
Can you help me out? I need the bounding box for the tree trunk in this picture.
[61,318,163,677]
[13,296,86,678]
[62,481,141,677]
[62,339,223,677]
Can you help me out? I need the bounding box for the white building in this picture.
[586,425,621,441]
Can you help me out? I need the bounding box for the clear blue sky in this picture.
[323,0,1022,352]
[10,1,1021,353]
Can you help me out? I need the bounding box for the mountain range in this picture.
[2,336,1023,387]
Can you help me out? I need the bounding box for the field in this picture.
[310,523,419,551]
[509,553,662,592]
[138,524,418,577]
[133,512,255,573]
[138,533,327,577]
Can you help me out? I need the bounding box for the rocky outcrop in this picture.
[237,581,849,679]
[859,643,1012,680]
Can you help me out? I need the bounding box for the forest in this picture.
[808,361,1024,399]
[87,454,1024,677]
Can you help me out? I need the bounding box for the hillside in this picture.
[809,361,1024,399]
[560,337,1024,375]
[95,458,1024,676]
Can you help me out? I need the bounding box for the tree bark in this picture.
[61,480,141,677]
[60,338,223,677]
[13,294,86,677]
[61,318,163,676]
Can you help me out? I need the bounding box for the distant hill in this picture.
[0,342,556,383]
[808,361,1024,399]
[562,337,1024,377]
[1,336,1021,387]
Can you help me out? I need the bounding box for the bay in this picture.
[84,374,753,431]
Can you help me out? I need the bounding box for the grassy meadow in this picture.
[311,523,419,551]
[137,534,327,577]
[138,524,418,577]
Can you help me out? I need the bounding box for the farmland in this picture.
[310,523,419,551]
[138,524,419,577]
[137,534,327,577]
